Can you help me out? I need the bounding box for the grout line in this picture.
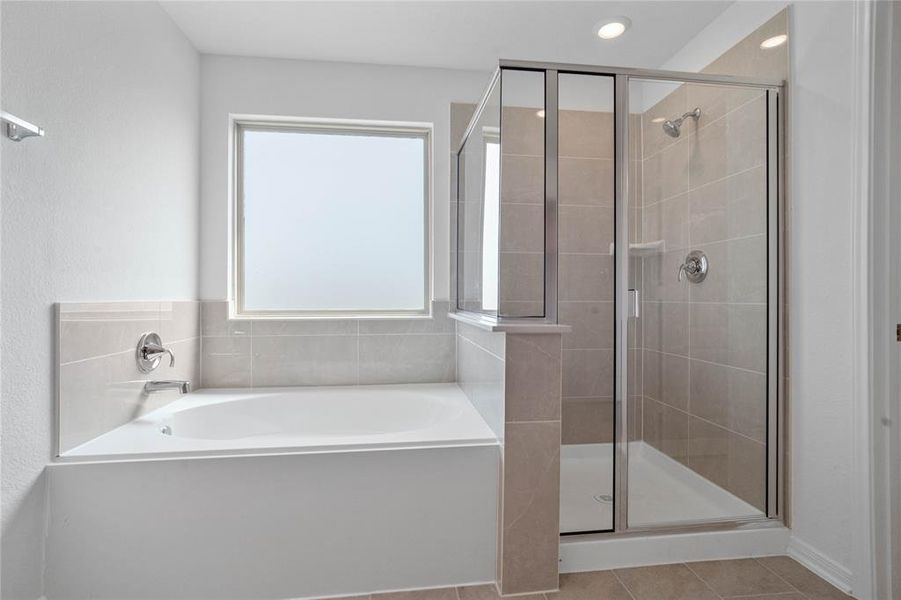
[608,569,638,600]
[682,562,725,599]
[642,396,766,447]
[641,162,765,209]
[753,557,808,596]
[643,347,767,377]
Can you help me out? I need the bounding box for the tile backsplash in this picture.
[57,301,200,454]
[200,300,456,388]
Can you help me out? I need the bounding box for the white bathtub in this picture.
[62,383,496,459]
[47,383,499,599]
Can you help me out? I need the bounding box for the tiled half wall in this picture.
[456,322,562,595]
[57,301,200,454]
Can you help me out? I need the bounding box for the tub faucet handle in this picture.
[136,332,175,373]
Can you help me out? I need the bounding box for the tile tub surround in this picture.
[57,301,201,454]
[339,556,850,600]
[200,300,456,388]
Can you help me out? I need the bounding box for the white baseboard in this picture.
[560,524,790,573]
[787,535,853,594]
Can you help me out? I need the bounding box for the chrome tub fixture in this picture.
[136,332,176,373]
[144,380,191,395]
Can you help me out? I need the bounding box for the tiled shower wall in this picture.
[57,301,200,453]
[636,11,788,511]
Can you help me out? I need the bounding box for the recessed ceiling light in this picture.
[760,34,787,49]
[536,109,546,118]
[596,17,631,40]
[651,117,666,123]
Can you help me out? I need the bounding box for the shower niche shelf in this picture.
[608,240,666,257]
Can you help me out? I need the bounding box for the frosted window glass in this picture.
[240,126,428,313]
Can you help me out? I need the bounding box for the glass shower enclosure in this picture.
[453,61,783,535]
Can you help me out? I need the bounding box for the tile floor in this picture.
[359,556,852,600]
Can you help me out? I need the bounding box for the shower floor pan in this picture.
[561,442,762,533]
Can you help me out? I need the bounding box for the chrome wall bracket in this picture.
[1,111,44,142]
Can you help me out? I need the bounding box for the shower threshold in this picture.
[561,442,762,533]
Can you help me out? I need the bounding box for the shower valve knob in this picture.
[678,250,708,283]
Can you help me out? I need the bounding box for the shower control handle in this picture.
[678,251,708,283]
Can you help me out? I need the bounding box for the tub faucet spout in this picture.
[144,380,191,394]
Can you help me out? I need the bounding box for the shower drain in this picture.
[593,494,613,504]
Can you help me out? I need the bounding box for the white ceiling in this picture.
[160,1,735,72]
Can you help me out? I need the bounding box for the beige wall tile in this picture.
[251,335,357,387]
[502,155,544,205]
[690,360,766,442]
[642,193,690,251]
[559,111,613,159]
[642,350,689,412]
[457,333,505,439]
[501,204,545,253]
[559,301,614,350]
[358,334,456,385]
[559,158,614,207]
[642,398,689,465]
[358,302,455,335]
[641,301,690,356]
[690,303,767,372]
[201,301,250,337]
[499,252,544,304]
[559,205,614,254]
[559,255,614,302]
[689,165,767,246]
[500,421,560,594]
[642,138,688,204]
[641,83,688,158]
[59,302,161,364]
[159,301,200,342]
[502,107,544,156]
[562,397,614,444]
[688,418,766,510]
[690,236,767,303]
[201,336,252,388]
[562,349,614,398]
[505,334,561,422]
[642,251,690,302]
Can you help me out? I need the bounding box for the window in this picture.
[233,119,431,318]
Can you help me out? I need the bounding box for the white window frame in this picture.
[229,115,433,319]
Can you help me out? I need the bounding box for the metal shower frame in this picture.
[453,59,785,537]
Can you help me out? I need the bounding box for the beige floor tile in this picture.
[457,583,544,600]
[729,594,805,600]
[687,559,792,597]
[373,588,457,600]
[547,571,632,600]
[614,563,719,599]
[755,556,853,600]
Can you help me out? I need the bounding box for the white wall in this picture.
[786,0,862,591]
[199,55,489,301]
[0,2,200,597]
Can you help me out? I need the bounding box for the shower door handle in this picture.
[628,289,640,318]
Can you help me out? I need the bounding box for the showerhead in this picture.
[662,107,701,138]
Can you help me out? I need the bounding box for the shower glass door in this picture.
[622,77,777,528]
[557,72,616,534]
